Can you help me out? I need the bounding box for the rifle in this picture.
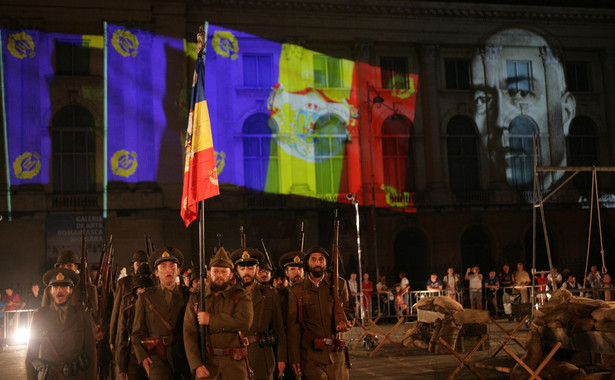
[144,233,155,257]
[299,221,305,252]
[240,226,246,248]
[99,235,114,316]
[80,230,90,308]
[331,210,351,369]
[260,238,275,270]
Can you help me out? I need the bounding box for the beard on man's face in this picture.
[241,275,255,287]
[210,279,230,292]
[308,264,325,278]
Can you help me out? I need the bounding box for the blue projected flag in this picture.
[106,24,184,182]
[1,29,54,185]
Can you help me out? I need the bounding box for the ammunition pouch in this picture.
[258,330,277,348]
[302,331,345,352]
[141,337,168,362]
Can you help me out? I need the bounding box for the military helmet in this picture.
[135,263,153,277]
[54,250,80,267]
[305,246,330,263]
[131,250,149,263]
[230,247,264,267]
[260,259,273,272]
[132,276,155,290]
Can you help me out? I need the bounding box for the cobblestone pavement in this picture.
[1,318,526,379]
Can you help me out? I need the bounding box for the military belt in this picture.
[302,331,333,346]
[245,335,260,345]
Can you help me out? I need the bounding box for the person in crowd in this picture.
[348,272,359,317]
[4,285,24,311]
[256,259,274,288]
[586,265,603,299]
[376,275,393,315]
[513,262,531,303]
[535,270,549,305]
[426,273,443,292]
[24,282,41,310]
[465,266,483,310]
[547,267,563,290]
[561,273,582,296]
[399,272,410,311]
[272,269,288,291]
[394,283,408,318]
[484,270,499,312]
[361,273,374,318]
[442,267,460,301]
[603,273,614,301]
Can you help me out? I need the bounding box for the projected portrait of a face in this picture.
[471,28,576,190]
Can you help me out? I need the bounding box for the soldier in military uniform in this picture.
[132,247,191,379]
[41,250,98,316]
[256,259,273,288]
[183,247,253,379]
[277,251,305,323]
[116,275,154,380]
[231,248,286,380]
[287,247,353,380]
[26,268,97,380]
[109,250,149,355]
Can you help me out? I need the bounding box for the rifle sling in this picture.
[142,293,174,332]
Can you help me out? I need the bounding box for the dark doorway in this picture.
[394,227,429,290]
[461,225,493,274]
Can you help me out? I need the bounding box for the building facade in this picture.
[1,0,614,291]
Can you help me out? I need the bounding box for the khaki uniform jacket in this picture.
[116,290,138,373]
[276,287,290,327]
[42,282,98,318]
[287,274,353,365]
[25,303,97,380]
[110,275,134,348]
[131,284,190,373]
[244,284,287,380]
[183,284,253,375]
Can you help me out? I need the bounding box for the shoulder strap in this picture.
[142,293,173,332]
[297,283,304,329]
[256,293,266,332]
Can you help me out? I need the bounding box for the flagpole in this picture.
[198,20,210,367]
[102,21,109,219]
[0,29,13,221]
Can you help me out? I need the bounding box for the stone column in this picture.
[419,45,444,190]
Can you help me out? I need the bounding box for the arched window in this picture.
[461,225,493,275]
[382,115,414,192]
[313,113,348,196]
[568,116,597,189]
[447,115,479,192]
[508,116,538,190]
[51,105,96,193]
[242,113,278,192]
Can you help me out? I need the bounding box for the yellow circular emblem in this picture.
[56,273,65,281]
[112,29,139,58]
[162,251,170,258]
[293,256,301,263]
[215,151,225,175]
[13,152,41,180]
[242,251,250,259]
[111,150,138,178]
[7,32,35,59]
[212,31,239,60]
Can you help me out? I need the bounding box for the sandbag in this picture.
[594,320,615,332]
[544,309,571,325]
[413,339,428,350]
[428,318,442,353]
[435,317,462,354]
[571,317,595,333]
[568,297,610,317]
[416,296,436,310]
[551,289,574,303]
[591,307,615,322]
[433,296,464,313]
[541,359,586,379]
[540,300,570,314]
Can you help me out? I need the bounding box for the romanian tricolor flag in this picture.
[181,50,219,226]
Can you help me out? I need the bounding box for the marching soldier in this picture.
[256,259,273,288]
[109,250,149,354]
[132,246,191,379]
[183,247,253,379]
[277,251,305,323]
[287,247,353,380]
[116,275,154,380]
[231,248,286,380]
[26,268,97,380]
[41,250,98,316]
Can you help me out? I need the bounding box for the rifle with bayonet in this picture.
[144,232,155,258]
[299,222,305,252]
[331,210,352,369]
[260,238,275,270]
[240,226,246,248]
[80,230,90,309]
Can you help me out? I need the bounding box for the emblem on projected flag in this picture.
[13,152,41,180]
[212,31,238,60]
[7,32,35,59]
[111,150,138,177]
[112,29,139,58]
